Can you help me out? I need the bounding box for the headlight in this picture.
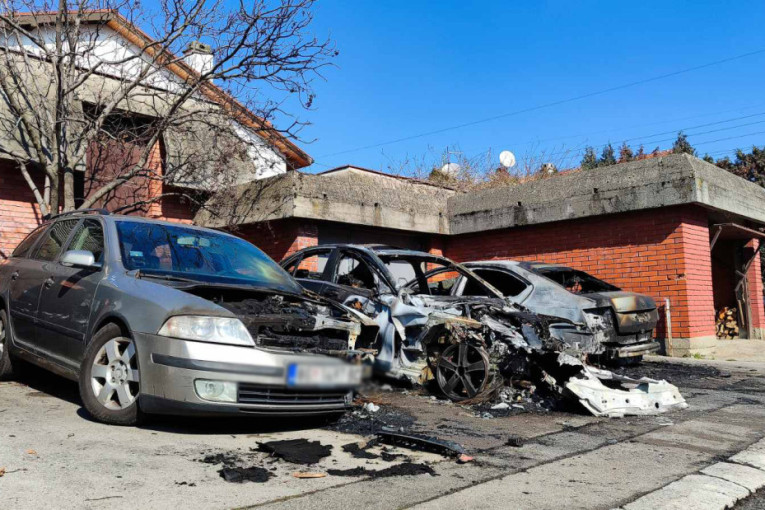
[158,316,254,347]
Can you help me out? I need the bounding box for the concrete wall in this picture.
[448,154,765,235]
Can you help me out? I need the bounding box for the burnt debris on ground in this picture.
[257,439,333,465]
[219,466,274,484]
[327,462,437,479]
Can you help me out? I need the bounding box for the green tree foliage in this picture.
[581,146,598,170]
[600,143,617,166]
[672,131,696,156]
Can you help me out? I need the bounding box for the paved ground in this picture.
[711,339,765,363]
[3,357,765,509]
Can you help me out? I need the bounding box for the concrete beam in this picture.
[448,154,765,235]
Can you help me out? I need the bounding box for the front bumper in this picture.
[604,340,661,358]
[134,332,357,416]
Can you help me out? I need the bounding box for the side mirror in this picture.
[60,250,99,269]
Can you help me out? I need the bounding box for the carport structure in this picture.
[197,154,765,356]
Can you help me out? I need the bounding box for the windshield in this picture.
[533,267,620,294]
[115,220,302,294]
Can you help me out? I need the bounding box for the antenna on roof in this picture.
[499,150,516,168]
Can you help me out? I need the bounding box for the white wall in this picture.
[2,24,288,182]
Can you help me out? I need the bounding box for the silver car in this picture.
[0,211,365,425]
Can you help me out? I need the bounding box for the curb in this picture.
[617,438,765,509]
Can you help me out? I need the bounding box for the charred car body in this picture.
[281,245,686,417]
[456,261,661,362]
[0,212,368,425]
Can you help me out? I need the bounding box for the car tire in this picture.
[78,323,143,426]
[0,309,15,380]
[611,356,643,367]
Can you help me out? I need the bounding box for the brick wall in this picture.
[445,205,716,340]
[746,239,765,333]
[235,219,318,262]
[0,161,44,260]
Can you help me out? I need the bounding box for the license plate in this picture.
[287,364,361,388]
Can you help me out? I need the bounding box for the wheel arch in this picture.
[90,314,133,343]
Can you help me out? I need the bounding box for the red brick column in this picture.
[672,209,715,339]
[0,162,44,259]
[746,239,765,337]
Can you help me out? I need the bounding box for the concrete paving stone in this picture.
[701,462,765,492]
[635,413,761,455]
[621,474,750,510]
[731,451,765,471]
[412,440,711,510]
[250,461,506,510]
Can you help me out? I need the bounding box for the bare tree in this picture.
[0,0,332,217]
[383,144,575,192]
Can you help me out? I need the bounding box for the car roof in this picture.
[465,260,575,272]
[300,243,439,258]
[46,212,237,239]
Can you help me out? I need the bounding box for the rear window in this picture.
[534,267,619,294]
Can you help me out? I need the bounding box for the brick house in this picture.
[0,11,311,259]
[196,154,765,356]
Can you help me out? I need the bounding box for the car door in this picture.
[282,247,333,294]
[37,218,105,367]
[6,225,50,347]
[322,250,381,306]
[15,219,80,358]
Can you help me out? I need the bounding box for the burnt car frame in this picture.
[456,261,661,362]
[281,245,575,393]
[0,211,367,425]
[280,246,686,417]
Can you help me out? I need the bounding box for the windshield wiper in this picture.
[133,270,199,283]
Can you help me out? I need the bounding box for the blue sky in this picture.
[287,1,765,173]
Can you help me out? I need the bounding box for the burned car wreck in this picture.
[459,261,661,363]
[281,245,687,417]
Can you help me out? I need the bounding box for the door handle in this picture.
[44,277,55,288]
[11,271,19,281]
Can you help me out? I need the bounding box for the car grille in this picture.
[237,384,349,408]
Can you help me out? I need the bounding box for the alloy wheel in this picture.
[90,337,140,410]
[435,342,490,401]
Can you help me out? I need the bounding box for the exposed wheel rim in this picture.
[436,343,490,401]
[90,337,139,410]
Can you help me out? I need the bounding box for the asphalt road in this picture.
[3,356,765,509]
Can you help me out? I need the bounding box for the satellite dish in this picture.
[499,150,516,168]
[439,162,460,177]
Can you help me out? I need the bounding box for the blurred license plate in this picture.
[287,364,361,387]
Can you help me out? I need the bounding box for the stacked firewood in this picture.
[716,307,739,339]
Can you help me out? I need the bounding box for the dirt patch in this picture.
[257,439,333,465]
